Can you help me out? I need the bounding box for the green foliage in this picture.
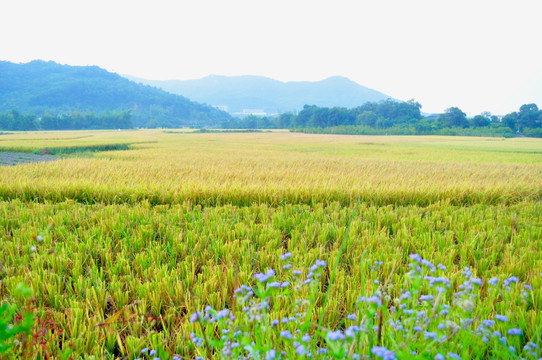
[222,115,275,129]
[0,110,133,131]
[0,283,34,357]
[471,115,491,127]
[292,103,542,138]
[0,110,39,131]
[40,110,133,130]
[292,99,420,129]
[438,107,469,128]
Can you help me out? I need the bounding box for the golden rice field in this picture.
[0,130,541,359]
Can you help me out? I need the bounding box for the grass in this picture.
[0,130,540,358]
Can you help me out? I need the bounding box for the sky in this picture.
[1,0,541,115]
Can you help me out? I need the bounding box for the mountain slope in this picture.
[0,60,231,128]
[124,74,391,115]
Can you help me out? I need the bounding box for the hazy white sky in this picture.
[1,0,541,115]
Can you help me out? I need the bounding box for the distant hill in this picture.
[124,74,391,115]
[0,60,231,128]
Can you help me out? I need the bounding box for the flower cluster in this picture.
[162,253,538,359]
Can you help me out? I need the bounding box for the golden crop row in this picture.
[0,132,541,206]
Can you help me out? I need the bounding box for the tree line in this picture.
[2,100,542,138]
[222,100,542,138]
[0,110,133,131]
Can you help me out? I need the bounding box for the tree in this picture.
[439,107,469,128]
[502,112,518,130]
[471,115,490,127]
[357,111,379,127]
[518,103,540,128]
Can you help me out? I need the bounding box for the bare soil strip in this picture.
[0,152,57,166]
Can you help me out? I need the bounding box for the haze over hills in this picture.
[0,60,231,128]
[124,74,391,115]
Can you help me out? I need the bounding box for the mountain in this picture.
[123,74,391,115]
[0,60,231,128]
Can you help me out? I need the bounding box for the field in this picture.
[0,130,541,359]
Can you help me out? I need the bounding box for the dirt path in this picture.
[0,152,57,166]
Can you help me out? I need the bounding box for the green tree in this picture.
[471,115,490,127]
[518,103,540,128]
[439,107,469,128]
[357,111,379,127]
[502,112,518,130]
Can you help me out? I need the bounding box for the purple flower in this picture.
[409,254,422,263]
[326,330,345,341]
[315,259,327,267]
[488,277,499,286]
[266,349,277,360]
[504,276,519,286]
[280,330,293,339]
[424,331,438,340]
[345,326,360,338]
[482,320,495,327]
[470,277,483,286]
[254,269,275,283]
[280,252,292,260]
[149,349,157,356]
[371,346,396,360]
[216,309,229,319]
[421,259,435,269]
[292,270,302,276]
[295,344,305,355]
[283,263,292,270]
[301,333,311,342]
[189,312,202,323]
[495,314,508,322]
[141,348,149,354]
[434,354,445,360]
[424,276,451,287]
[420,294,434,301]
[508,328,522,336]
[347,313,356,320]
[271,319,279,326]
[448,352,461,360]
[366,295,381,305]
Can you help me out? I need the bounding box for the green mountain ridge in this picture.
[0,60,232,128]
[124,74,391,115]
